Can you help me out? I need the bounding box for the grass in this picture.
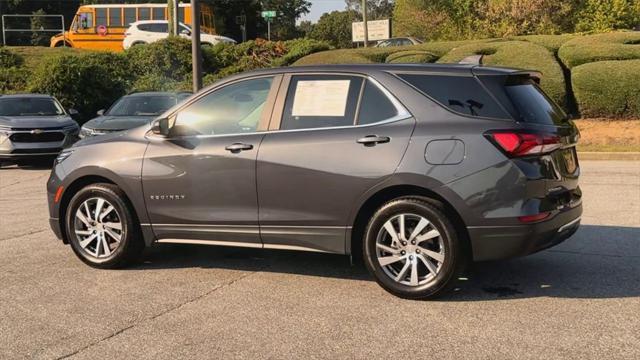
[572,59,640,118]
[437,40,566,107]
[8,46,89,72]
[575,119,640,152]
[558,31,640,68]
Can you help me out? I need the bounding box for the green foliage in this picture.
[572,60,640,118]
[129,74,186,93]
[558,32,640,68]
[438,41,566,108]
[575,0,640,32]
[0,47,24,68]
[386,50,439,63]
[0,67,29,93]
[309,10,359,49]
[125,37,195,81]
[512,34,580,52]
[28,53,131,121]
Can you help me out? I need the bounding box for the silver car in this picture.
[0,94,79,165]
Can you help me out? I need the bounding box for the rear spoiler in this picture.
[471,66,542,84]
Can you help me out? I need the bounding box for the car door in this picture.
[256,73,415,254]
[142,75,280,246]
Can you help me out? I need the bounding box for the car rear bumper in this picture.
[468,203,582,261]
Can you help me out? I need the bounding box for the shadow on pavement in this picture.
[0,158,55,170]
[132,224,639,300]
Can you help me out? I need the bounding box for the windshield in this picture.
[504,79,568,125]
[0,98,65,117]
[107,95,178,116]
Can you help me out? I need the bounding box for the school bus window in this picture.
[152,7,165,20]
[124,8,136,26]
[77,13,93,30]
[138,8,150,21]
[178,7,185,23]
[96,8,107,26]
[109,8,123,27]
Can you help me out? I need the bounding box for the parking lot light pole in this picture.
[191,0,202,92]
[362,0,368,47]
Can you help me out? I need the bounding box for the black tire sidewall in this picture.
[65,184,136,268]
[363,198,461,299]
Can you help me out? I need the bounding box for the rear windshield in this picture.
[0,97,65,117]
[504,78,568,125]
[107,95,177,116]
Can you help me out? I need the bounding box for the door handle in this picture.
[357,135,390,146]
[225,143,253,153]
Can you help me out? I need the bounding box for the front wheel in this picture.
[65,183,143,268]
[363,197,466,299]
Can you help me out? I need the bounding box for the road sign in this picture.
[97,24,108,36]
[261,10,277,19]
[352,19,391,42]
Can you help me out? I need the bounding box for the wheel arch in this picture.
[349,184,471,261]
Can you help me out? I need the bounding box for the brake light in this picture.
[486,131,562,157]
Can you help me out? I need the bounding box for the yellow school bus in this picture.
[50,3,215,51]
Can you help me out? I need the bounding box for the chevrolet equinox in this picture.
[47,64,582,299]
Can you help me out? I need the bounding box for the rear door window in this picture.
[357,80,399,125]
[280,75,363,130]
[397,73,510,119]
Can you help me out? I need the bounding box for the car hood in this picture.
[0,115,76,129]
[83,115,154,131]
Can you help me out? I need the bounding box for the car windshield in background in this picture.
[107,96,178,116]
[0,98,65,117]
[504,79,568,126]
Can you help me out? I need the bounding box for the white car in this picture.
[123,20,236,49]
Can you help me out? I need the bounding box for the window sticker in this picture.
[291,80,351,117]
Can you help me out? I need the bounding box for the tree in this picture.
[345,0,394,20]
[575,0,640,32]
[296,20,314,38]
[260,0,311,40]
[310,10,358,48]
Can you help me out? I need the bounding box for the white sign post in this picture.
[352,19,391,43]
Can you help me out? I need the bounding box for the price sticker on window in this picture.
[291,80,351,117]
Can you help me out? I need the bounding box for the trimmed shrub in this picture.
[129,74,186,93]
[437,41,567,108]
[0,67,29,93]
[125,37,196,81]
[0,47,24,68]
[28,53,131,121]
[513,34,580,52]
[558,32,640,68]
[386,50,439,63]
[572,60,640,118]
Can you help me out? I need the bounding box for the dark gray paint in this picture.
[47,63,582,261]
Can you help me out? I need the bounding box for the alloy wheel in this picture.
[73,197,123,259]
[375,213,445,286]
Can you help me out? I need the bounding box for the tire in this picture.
[65,183,143,269]
[363,197,466,299]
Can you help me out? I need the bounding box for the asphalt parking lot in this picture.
[1,160,638,359]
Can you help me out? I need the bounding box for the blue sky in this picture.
[299,0,347,23]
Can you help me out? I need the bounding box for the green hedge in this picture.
[512,34,580,52]
[386,50,439,63]
[0,47,23,68]
[558,32,640,68]
[572,60,640,118]
[437,40,567,108]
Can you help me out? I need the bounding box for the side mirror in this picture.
[68,108,79,116]
[180,29,191,36]
[151,117,171,136]
[96,109,105,116]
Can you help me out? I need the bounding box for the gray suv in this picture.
[47,64,582,299]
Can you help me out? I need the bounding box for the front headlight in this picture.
[56,149,74,164]
[79,126,92,139]
[0,127,10,144]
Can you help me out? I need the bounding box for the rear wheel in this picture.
[363,197,465,299]
[65,183,143,268]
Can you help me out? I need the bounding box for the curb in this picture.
[577,152,640,161]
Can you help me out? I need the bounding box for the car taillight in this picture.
[485,131,562,157]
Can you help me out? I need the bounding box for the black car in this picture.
[0,94,79,165]
[47,64,582,299]
[80,92,191,138]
